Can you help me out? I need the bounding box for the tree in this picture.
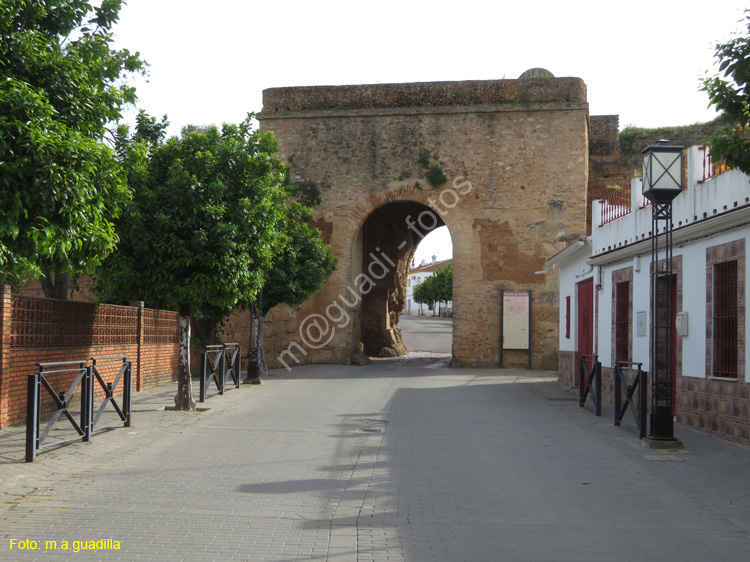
[413,265,452,315]
[94,115,289,410]
[249,201,337,376]
[702,11,750,175]
[0,0,145,294]
[412,276,433,310]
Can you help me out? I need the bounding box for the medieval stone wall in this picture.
[588,115,631,235]
[256,78,590,370]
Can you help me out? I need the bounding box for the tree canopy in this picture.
[95,114,290,409]
[260,201,336,315]
[702,11,750,175]
[413,265,452,307]
[248,200,336,378]
[0,0,145,289]
[95,114,289,316]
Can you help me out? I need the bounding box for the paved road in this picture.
[1,362,749,561]
[399,316,452,353]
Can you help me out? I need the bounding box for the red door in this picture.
[577,279,594,385]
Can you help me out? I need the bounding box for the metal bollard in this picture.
[25,373,39,462]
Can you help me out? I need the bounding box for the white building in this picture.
[547,145,750,443]
[404,256,453,316]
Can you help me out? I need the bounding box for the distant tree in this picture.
[249,201,337,376]
[436,265,453,304]
[412,279,433,311]
[702,11,750,175]
[95,115,289,410]
[0,0,145,294]
[412,265,452,314]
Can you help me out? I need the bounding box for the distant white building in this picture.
[405,255,453,316]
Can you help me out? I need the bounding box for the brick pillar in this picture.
[0,285,12,428]
[133,301,144,392]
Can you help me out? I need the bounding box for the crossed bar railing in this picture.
[90,356,132,431]
[614,361,648,439]
[578,354,602,416]
[199,343,241,402]
[26,357,132,462]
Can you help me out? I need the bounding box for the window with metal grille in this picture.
[615,281,630,363]
[713,260,738,378]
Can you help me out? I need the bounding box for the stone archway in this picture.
[257,77,590,369]
[357,201,445,357]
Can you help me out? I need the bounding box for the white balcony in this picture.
[591,145,750,259]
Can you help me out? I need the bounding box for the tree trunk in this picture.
[174,310,196,410]
[40,267,70,300]
[258,312,268,377]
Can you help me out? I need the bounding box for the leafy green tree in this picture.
[0,0,145,293]
[412,266,452,315]
[702,11,750,174]
[95,115,289,410]
[434,265,453,306]
[249,201,336,376]
[412,277,433,310]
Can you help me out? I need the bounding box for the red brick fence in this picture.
[0,286,180,428]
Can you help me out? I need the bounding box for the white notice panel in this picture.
[502,291,530,350]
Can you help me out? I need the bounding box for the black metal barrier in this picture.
[579,354,602,416]
[26,357,132,462]
[222,343,241,390]
[91,356,132,431]
[614,361,648,439]
[199,343,241,402]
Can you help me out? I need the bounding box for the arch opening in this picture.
[357,201,445,357]
[405,225,453,318]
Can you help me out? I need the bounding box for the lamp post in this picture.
[641,139,683,442]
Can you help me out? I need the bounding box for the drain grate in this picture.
[361,428,382,433]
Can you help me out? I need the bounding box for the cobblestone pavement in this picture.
[1,359,749,561]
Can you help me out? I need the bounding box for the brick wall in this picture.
[0,289,180,428]
[558,350,576,387]
[677,376,750,442]
[0,287,10,429]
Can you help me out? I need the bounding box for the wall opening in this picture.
[400,226,454,355]
[406,226,453,315]
[357,201,445,357]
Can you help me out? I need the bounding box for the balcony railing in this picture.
[599,184,631,226]
[698,146,730,183]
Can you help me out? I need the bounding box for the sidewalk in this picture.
[1,361,749,561]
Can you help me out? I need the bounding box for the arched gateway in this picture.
[257,78,589,369]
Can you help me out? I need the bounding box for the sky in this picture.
[112,0,749,264]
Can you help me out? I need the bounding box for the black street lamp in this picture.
[641,139,683,443]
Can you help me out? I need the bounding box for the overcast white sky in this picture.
[113,0,748,263]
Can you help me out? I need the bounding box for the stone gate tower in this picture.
[257,77,589,369]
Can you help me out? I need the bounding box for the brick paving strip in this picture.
[0,360,749,561]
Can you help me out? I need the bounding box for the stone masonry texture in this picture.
[255,78,590,369]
